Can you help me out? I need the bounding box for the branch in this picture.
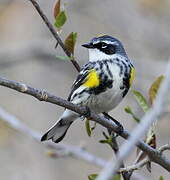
[104,113,132,180]
[0,76,170,172]
[109,132,132,180]
[159,142,170,153]
[120,142,170,174]
[0,106,149,180]
[119,159,148,173]
[0,106,106,167]
[27,0,80,72]
[96,60,170,180]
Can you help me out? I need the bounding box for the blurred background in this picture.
[0,0,170,179]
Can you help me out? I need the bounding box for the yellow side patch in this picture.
[83,69,100,88]
[130,67,135,86]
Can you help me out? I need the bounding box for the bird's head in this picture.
[82,35,127,61]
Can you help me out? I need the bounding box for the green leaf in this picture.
[88,174,121,180]
[88,174,98,180]
[133,90,150,112]
[113,174,121,180]
[91,122,97,131]
[149,75,164,105]
[85,119,97,137]
[54,11,67,28]
[64,32,77,55]
[159,176,164,180]
[85,119,91,137]
[124,106,140,123]
[99,132,113,147]
[56,55,70,61]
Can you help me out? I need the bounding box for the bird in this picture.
[41,35,135,143]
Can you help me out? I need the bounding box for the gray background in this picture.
[0,0,170,179]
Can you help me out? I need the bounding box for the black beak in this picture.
[82,42,94,49]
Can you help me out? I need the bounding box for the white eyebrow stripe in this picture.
[102,40,118,45]
[102,40,111,44]
[93,40,118,45]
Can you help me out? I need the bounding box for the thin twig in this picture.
[111,135,132,180]
[120,142,170,174]
[0,106,106,167]
[119,159,148,173]
[0,76,170,171]
[159,142,170,154]
[27,0,80,72]
[104,113,132,180]
[96,60,170,180]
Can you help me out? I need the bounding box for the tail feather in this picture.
[41,109,79,143]
[41,120,72,143]
[52,123,71,143]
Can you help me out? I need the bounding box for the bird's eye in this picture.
[100,42,107,48]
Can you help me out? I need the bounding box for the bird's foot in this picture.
[103,112,124,135]
[83,106,91,118]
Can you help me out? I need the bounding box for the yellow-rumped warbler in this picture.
[41,35,135,143]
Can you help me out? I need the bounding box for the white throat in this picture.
[88,48,118,61]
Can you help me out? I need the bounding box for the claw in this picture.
[103,112,124,135]
[84,106,91,118]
